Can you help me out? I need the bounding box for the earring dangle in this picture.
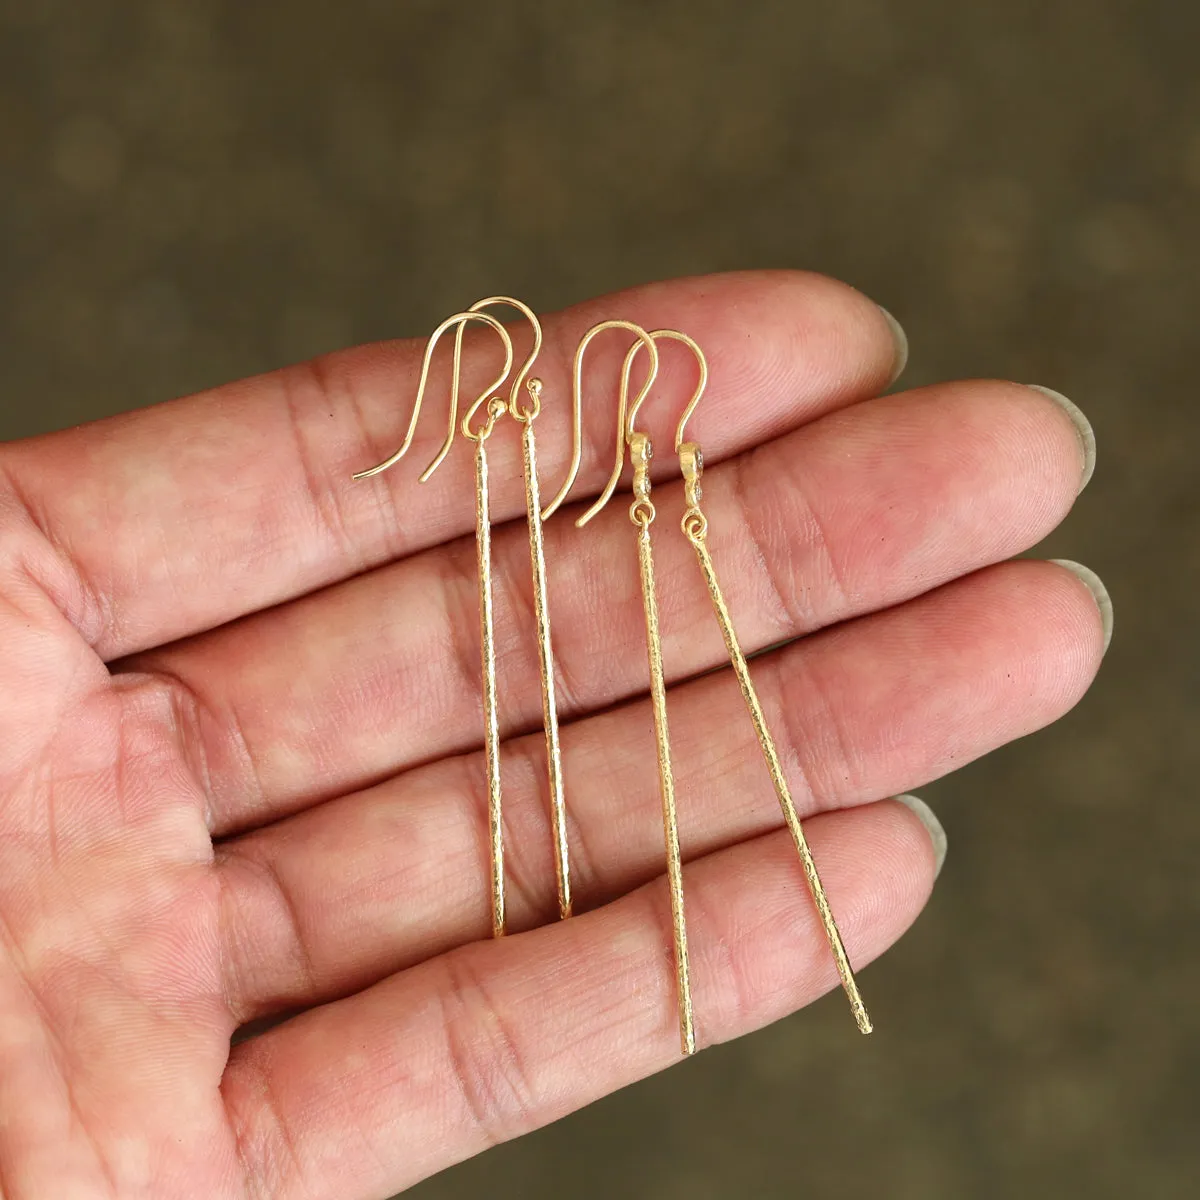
[541,323,704,1055]
[623,329,872,1036]
[351,310,516,939]
[454,297,573,922]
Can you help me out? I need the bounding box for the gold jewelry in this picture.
[352,311,515,938]
[624,329,872,1036]
[547,322,701,1054]
[457,297,573,922]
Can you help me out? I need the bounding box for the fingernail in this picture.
[1028,385,1096,493]
[878,306,908,386]
[1050,559,1114,653]
[895,794,947,879]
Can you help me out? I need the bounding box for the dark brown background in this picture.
[1,2,1195,1197]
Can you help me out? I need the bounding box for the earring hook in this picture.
[454,296,544,428]
[542,319,661,525]
[623,329,708,451]
[351,310,515,483]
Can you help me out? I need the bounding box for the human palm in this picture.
[0,273,1104,1198]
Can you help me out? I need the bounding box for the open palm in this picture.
[0,272,1104,1199]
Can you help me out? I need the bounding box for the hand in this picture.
[0,272,1104,1198]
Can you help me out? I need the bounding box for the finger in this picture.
[221,799,935,1200]
[145,379,1086,833]
[1,271,900,660]
[216,559,1103,1022]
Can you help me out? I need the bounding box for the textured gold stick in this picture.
[683,500,871,1034]
[475,434,505,939]
[520,417,571,920]
[636,520,695,1056]
[628,431,695,1057]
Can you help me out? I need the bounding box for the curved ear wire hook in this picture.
[454,296,544,427]
[623,329,709,452]
[542,320,661,525]
[351,310,515,483]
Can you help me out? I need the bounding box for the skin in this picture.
[0,271,1104,1199]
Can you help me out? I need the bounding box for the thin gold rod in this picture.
[521,417,571,920]
[634,503,695,1057]
[686,520,871,1035]
[475,433,505,938]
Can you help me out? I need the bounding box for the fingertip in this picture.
[1027,386,1096,493]
[877,306,909,386]
[1049,559,1114,654]
[893,793,947,880]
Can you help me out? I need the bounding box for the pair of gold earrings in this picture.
[354,298,870,1055]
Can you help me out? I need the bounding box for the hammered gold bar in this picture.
[521,419,571,921]
[636,517,696,1056]
[475,436,505,939]
[689,533,871,1035]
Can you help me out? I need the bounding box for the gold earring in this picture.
[544,322,702,1055]
[624,329,872,1037]
[352,310,515,939]
[455,297,573,923]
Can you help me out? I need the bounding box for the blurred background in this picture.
[1,1,1195,1196]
